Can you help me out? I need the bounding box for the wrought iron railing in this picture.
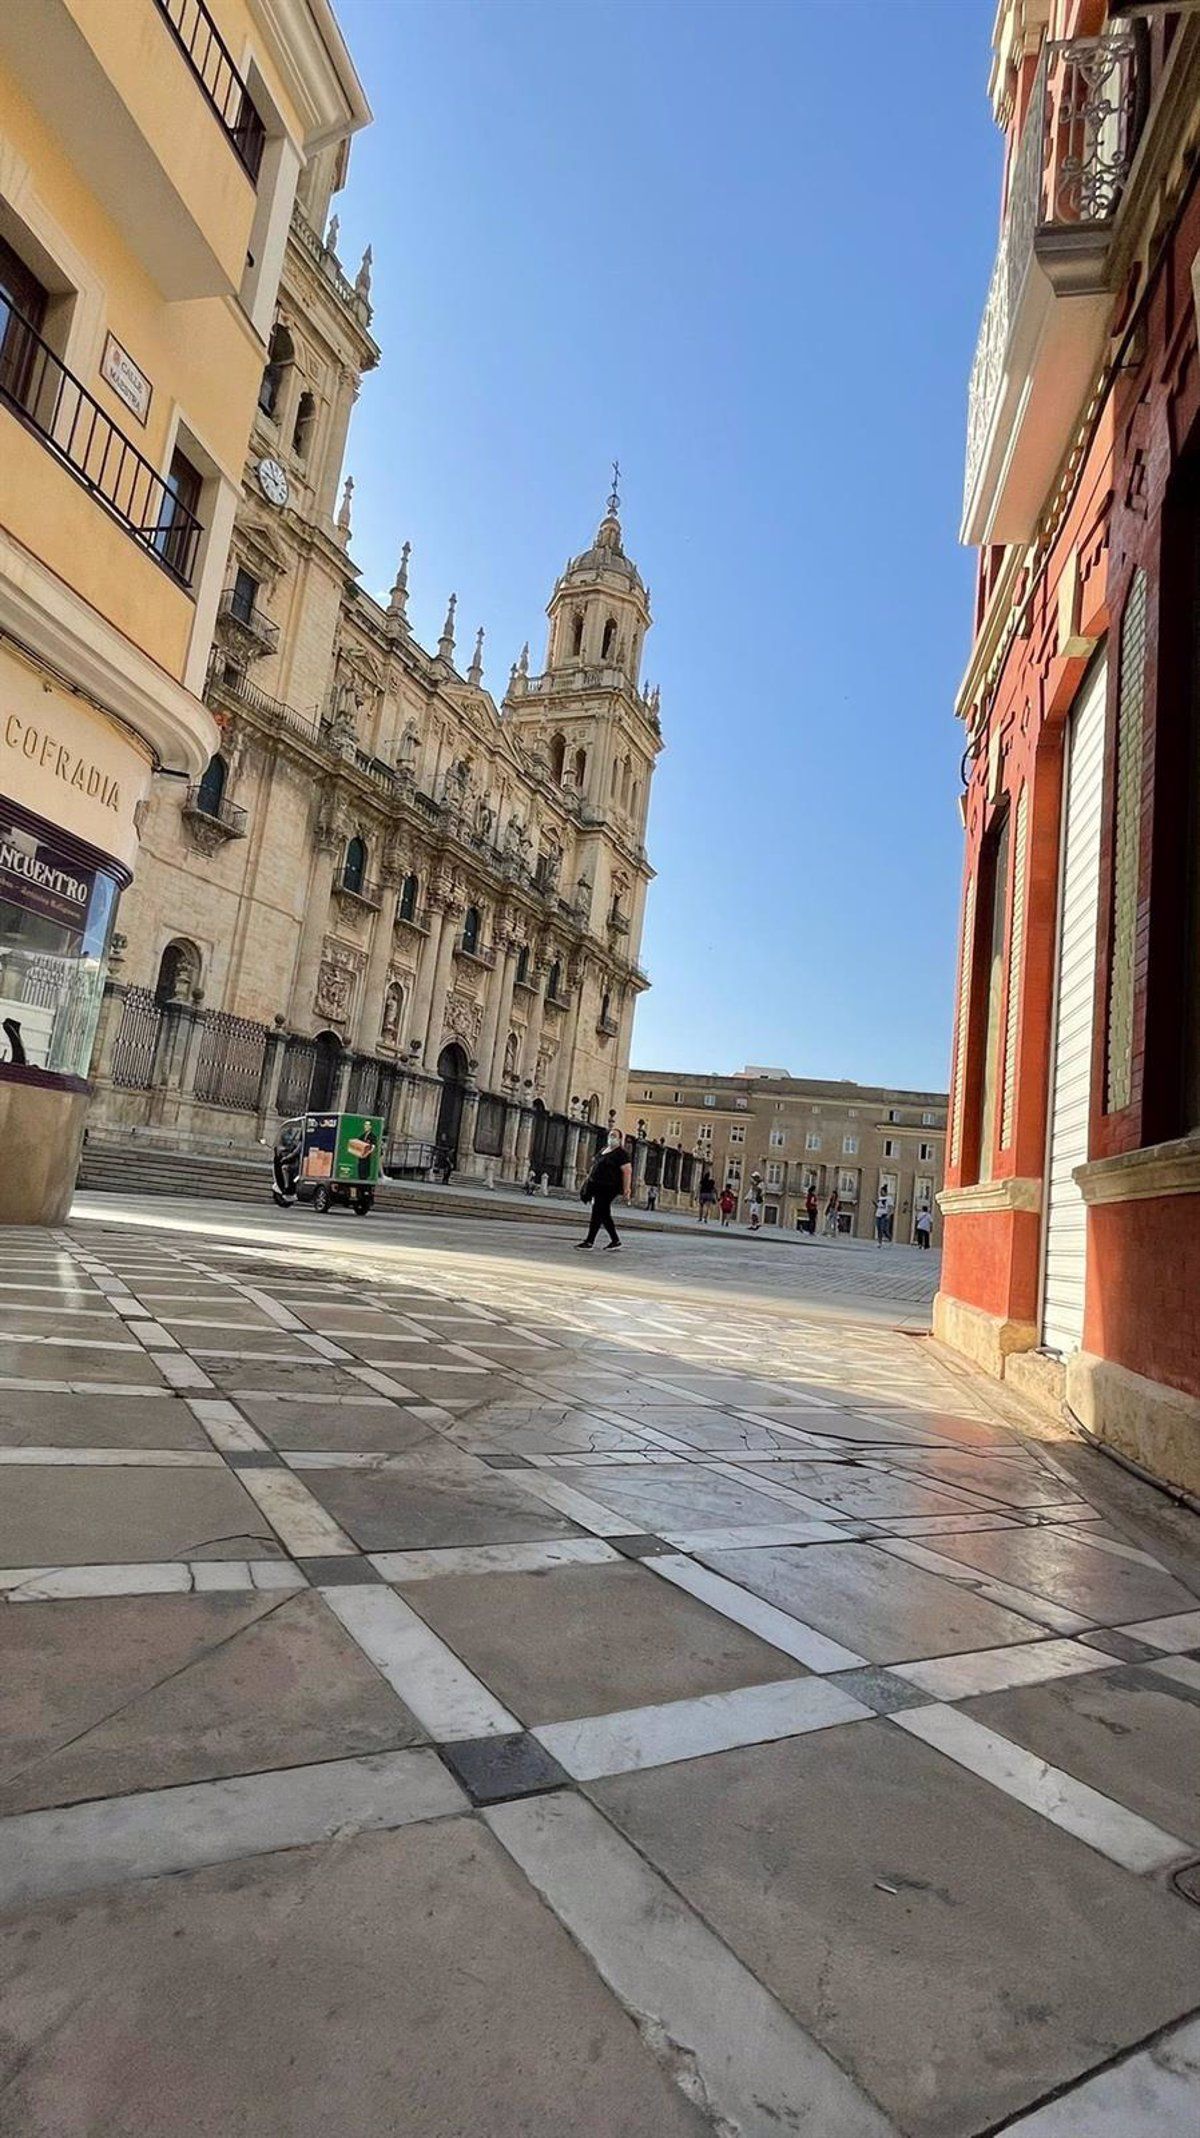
[217,585,279,655]
[184,784,247,835]
[153,0,265,180]
[205,652,321,740]
[337,874,382,909]
[110,989,163,1089]
[1,310,204,585]
[193,1009,267,1109]
[963,32,1141,518]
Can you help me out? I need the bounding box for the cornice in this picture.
[1075,1134,1200,1206]
[938,1176,1041,1217]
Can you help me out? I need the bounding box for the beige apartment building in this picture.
[0,0,369,1221]
[626,1068,947,1242]
[84,124,663,1180]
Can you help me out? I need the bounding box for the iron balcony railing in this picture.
[205,652,321,739]
[964,31,1142,519]
[184,784,247,835]
[153,0,265,180]
[1,309,203,585]
[217,584,279,655]
[337,875,382,909]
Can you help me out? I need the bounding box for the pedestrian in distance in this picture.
[747,1174,764,1232]
[874,1187,893,1246]
[646,1182,658,1212]
[915,1204,933,1250]
[824,1188,839,1238]
[576,1129,632,1251]
[719,1186,736,1227]
[698,1171,717,1223]
[805,1185,819,1235]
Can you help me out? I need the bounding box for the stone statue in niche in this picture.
[396,718,420,779]
[381,979,403,1050]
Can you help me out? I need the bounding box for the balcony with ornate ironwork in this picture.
[183,784,247,841]
[216,585,279,660]
[962,32,1143,546]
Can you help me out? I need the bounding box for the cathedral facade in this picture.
[88,145,661,1182]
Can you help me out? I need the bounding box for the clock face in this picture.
[257,457,289,508]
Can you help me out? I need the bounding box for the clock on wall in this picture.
[256,457,289,508]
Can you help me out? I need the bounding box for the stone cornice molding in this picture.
[1075,1134,1200,1207]
[938,1175,1042,1217]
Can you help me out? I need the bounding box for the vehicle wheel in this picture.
[355,1189,373,1216]
[313,1184,331,1214]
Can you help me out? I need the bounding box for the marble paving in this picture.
[0,1208,1198,2136]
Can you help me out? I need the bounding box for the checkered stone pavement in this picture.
[1,1210,1198,2136]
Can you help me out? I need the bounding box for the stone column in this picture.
[552,962,586,1112]
[355,874,399,1054]
[564,1119,583,1187]
[479,944,517,1092]
[408,907,445,1064]
[514,1104,535,1174]
[520,965,547,1088]
[89,980,128,1084]
[422,904,460,1068]
[288,836,338,1030]
[255,1020,288,1134]
[457,1086,482,1175]
[631,1138,648,1201]
[501,1096,523,1178]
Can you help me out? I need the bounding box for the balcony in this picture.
[183,784,247,840]
[216,586,279,660]
[1,310,203,585]
[607,908,631,937]
[334,875,382,916]
[205,653,321,741]
[596,1012,620,1039]
[455,940,497,969]
[153,0,265,181]
[962,33,1143,546]
[290,204,375,333]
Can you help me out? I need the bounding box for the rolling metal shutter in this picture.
[1041,657,1107,1356]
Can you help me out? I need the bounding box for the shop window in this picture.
[0,807,121,1078]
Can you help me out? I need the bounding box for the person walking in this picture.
[576,1130,632,1251]
[874,1187,893,1246]
[747,1174,764,1232]
[824,1188,839,1238]
[719,1186,736,1227]
[805,1186,819,1236]
[915,1204,933,1250]
[698,1171,717,1223]
[646,1181,658,1212]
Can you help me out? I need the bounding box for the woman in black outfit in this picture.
[576,1132,632,1251]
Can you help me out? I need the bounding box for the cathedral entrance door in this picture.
[435,1043,469,1164]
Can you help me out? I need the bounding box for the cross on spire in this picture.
[607,460,621,517]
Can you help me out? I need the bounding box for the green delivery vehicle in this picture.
[271,1111,383,1216]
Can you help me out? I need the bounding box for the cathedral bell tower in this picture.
[544,468,651,687]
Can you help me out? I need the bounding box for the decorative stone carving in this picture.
[444,992,483,1049]
[315,939,365,1026]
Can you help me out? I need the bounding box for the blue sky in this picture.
[332,0,1001,1093]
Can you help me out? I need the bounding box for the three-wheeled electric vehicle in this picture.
[271,1111,383,1215]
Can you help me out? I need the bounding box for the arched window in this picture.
[343,835,366,894]
[515,944,530,986]
[547,960,561,1002]
[601,992,611,1025]
[398,872,419,923]
[630,780,640,820]
[154,938,200,1005]
[587,1093,601,1124]
[570,611,584,657]
[291,390,316,461]
[258,323,294,418]
[621,756,632,809]
[601,616,617,661]
[462,905,481,954]
[610,756,619,797]
[549,733,566,783]
[573,746,587,788]
[195,753,227,819]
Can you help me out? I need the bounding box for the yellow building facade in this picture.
[0,0,369,1218]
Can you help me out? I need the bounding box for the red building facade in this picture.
[938,2,1200,1496]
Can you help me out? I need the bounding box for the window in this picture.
[703,1092,716,1107]
[398,873,419,923]
[921,1111,934,1126]
[763,1205,779,1225]
[642,1088,653,1100]
[887,1108,900,1123]
[725,1158,742,1186]
[291,390,316,461]
[342,835,366,894]
[601,616,617,660]
[729,1122,745,1144]
[155,445,202,582]
[667,1118,681,1139]
[673,1090,681,1103]
[547,961,562,1001]
[735,1096,749,1110]
[765,1161,783,1188]
[775,1101,784,1113]
[769,1127,786,1149]
[600,991,612,1025]
[842,1134,859,1155]
[848,1108,858,1119]
[229,566,258,623]
[573,747,587,787]
[0,234,48,412]
[549,734,566,783]
[570,611,584,657]
[805,1131,821,1151]
[837,1168,858,1197]
[195,753,227,818]
[461,906,481,954]
[810,1104,821,1114]
[919,1141,934,1163]
[516,945,530,986]
[697,1122,713,1148]
[258,322,293,417]
[884,1138,900,1159]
